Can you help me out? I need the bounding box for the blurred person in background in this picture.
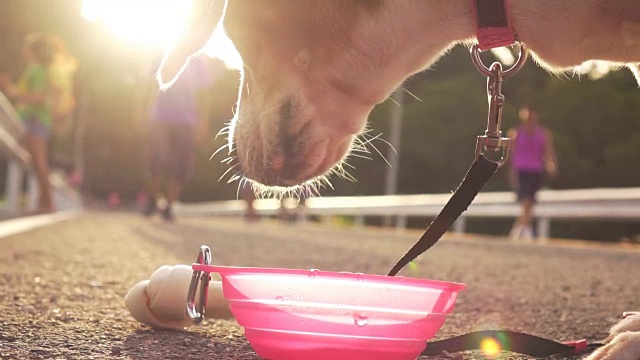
[242,184,310,223]
[136,55,216,222]
[242,184,259,222]
[507,106,558,241]
[48,35,77,136]
[0,33,77,214]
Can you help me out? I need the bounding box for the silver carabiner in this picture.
[186,245,212,324]
[471,43,528,167]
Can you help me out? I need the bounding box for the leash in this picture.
[388,43,526,277]
[388,5,606,353]
[387,153,499,277]
[387,2,527,276]
[423,330,600,357]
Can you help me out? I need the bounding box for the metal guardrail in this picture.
[0,91,31,165]
[175,187,640,239]
[0,90,82,216]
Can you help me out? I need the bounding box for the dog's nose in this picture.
[234,100,315,187]
[247,151,316,187]
[270,155,286,172]
[237,135,330,188]
[233,99,355,188]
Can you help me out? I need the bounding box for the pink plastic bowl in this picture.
[193,265,465,360]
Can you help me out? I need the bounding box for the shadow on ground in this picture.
[123,326,260,360]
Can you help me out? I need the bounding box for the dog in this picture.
[587,312,640,360]
[158,0,640,192]
[158,3,639,357]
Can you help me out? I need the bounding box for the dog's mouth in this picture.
[245,136,353,188]
[231,97,358,190]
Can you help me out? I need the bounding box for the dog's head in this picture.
[221,1,392,190]
[159,0,466,191]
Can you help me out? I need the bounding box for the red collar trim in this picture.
[471,0,517,51]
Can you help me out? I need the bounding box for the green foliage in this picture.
[333,47,640,197]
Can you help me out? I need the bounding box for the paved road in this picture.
[1,211,639,359]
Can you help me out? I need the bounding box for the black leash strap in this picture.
[387,155,499,276]
[423,330,598,357]
[387,44,528,276]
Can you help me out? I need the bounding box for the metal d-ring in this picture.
[186,245,212,324]
[471,43,528,78]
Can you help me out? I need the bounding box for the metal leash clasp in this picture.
[471,44,528,167]
[186,245,212,324]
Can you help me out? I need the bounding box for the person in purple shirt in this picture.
[137,55,215,221]
[507,106,558,241]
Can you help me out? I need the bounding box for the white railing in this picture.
[0,91,82,216]
[175,187,640,239]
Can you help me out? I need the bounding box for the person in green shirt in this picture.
[0,33,76,214]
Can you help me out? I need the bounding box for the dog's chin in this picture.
[237,134,354,190]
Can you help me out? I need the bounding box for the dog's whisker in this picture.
[401,87,422,102]
[215,125,231,139]
[323,183,333,192]
[350,147,372,154]
[302,183,313,197]
[358,132,383,145]
[351,139,371,154]
[341,170,358,183]
[364,132,397,155]
[290,187,299,200]
[350,146,371,154]
[302,184,311,197]
[210,145,231,160]
[330,165,357,183]
[359,132,394,167]
[218,164,239,182]
[320,175,334,190]
[367,142,392,167]
[299,184,310,198]
[220,156,237,165]
[336,162,356,181]
[307,184,320,197]
[349,153,373,161]
[228,174,242,184]
[237,176,249,200]
[341,161,356,170]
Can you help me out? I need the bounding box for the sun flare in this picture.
[81,0,242,70]
[480,337,502,357]
[203,26,244,71]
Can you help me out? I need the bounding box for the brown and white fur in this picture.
[158,1,639,358]
[588,312,640,360]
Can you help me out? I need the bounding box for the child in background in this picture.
[0,33,77,214]
[48,35,78,136]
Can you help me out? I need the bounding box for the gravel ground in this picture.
[0,211,639,360]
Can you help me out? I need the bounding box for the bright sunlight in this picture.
[81,0,242,70]
[480,337,502,357]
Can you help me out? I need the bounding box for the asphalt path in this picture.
[1,211,639,359]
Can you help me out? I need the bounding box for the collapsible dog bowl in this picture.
[189,248,465,360]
